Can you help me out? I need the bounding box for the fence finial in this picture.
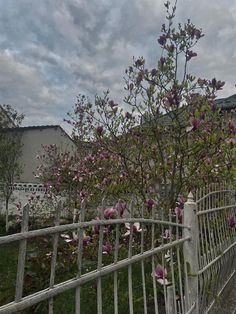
[187,191,194,203]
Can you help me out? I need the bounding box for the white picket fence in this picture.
[0,183,235,314]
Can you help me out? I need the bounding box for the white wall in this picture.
[17,126,77,183]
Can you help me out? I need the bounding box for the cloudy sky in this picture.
[0,0,235,133]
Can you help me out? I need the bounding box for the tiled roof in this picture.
[141,94,236,127]
[216,94,236,110]
[10,125,61,131]
[2,124,76,144]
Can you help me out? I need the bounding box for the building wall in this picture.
[17,126,77,183]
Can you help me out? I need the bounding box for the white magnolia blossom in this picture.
[124,222,142,236]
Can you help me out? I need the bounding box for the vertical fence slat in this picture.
[166,286,175,314]
[140,205,147,314]
[161,208,167,312]
[97,199,105,314]
[15,204,29,302]
[48,202,61,314]
[151,204,158,314]
[113,202,120,314]
[168,210,177,314]
[175,214,184,313]
[75,200,86,314]
[183,192,199,314]
[128,198,134,314]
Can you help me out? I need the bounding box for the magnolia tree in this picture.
[36,143,125,210]
[39,2,235,212]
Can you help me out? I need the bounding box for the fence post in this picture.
[183,192,199,314]
[166,286,175,314]
[15,204,29,303]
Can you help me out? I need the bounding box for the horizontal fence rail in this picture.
[0,219,190,245]
[0,183,235,314]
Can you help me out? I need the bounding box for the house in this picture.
[216,94,236,124]
[142,94,236,126]
[0,123,77,216]
[216,94,236,111]
[11,125,77,183]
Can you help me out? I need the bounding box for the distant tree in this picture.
[0,105,24,232]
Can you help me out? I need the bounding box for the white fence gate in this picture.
[0,183,235,314]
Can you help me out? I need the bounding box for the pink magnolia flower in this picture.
[203,126,211,134]
[80,190,86,200]
[96,126,104,136]
[108,100,115,107]
[206,157,212,165]
[153,265,169,285]
[157,34,167,45]
[175,196,185,219]
[166,44,175,53]
[160,57,166,65]
[16,216,21,224]
[61,233,74,243]
[112,106,118,114]
[46,252,53,259]
[61,232,91,246]
[175,207,183,220]
[164,250,171,263]
[163,229,172,240]
[85,154,94,162]
[186,50,197,61]
[125,112,132,119]
[16,202,22,210]
[124,222,142,236]
[104,207,117,219]
[191,118,200,131]
[151,68,158,77]
[226,138,236,145]
[114,201,127,217]
[102,242,113,254]
[228,121,236,134]
[211,78,225,90]
[177,196,185,207]
[83,234,91,246]
[92,217,100,235]
[145,198,155,209]
[228,217,236,227]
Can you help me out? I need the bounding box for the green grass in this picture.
[0,253,164,313]
[0,242,19,305]
[0,219,166,313]
[0,241,162,313]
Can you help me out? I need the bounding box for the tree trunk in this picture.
[5,197,9,233]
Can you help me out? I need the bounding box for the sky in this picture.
[0,0,236,134]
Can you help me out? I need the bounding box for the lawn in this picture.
[0,217,165,313]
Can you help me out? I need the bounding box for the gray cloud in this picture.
[0,0,235,133]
